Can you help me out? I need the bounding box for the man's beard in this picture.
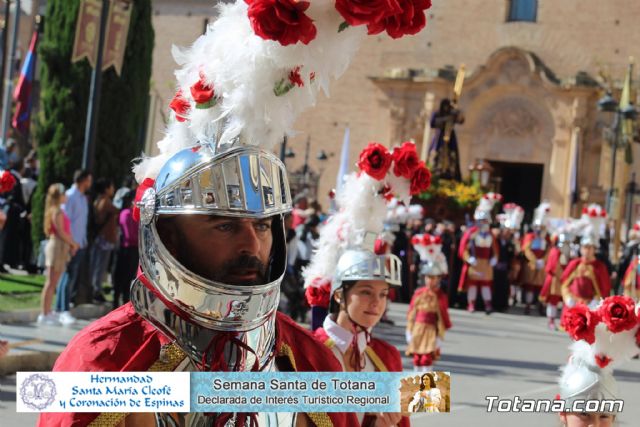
[212,255,269,286]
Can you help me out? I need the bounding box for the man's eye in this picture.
[215,223,234,232]
[255,222,271,232]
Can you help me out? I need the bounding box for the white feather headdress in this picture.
[133,0,434,183]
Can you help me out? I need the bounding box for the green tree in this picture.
[32,0,154,247]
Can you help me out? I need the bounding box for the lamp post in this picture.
[597,91,638,213]
[468,159,493,189]
[282,136,329,197]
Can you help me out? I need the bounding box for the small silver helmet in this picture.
[136,143,292,331]
[559,355,619,414]
[331,248,402,296]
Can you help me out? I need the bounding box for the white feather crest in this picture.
[134,0,367,183]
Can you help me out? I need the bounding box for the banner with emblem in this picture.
[71,0,102,67]
[102,0,132,75]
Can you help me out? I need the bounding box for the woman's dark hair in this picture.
[93,177,114,195]
[420,373,436,391]
[329,280,358,314]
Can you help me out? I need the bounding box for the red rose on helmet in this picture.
[594,353,612,368]
[0,170,16,193]
[367,0,432,39]
[245,0,317,46]
[392,141,420,179]
[560,304,600,344]
[169,90,190,122]
[357,143,392,180]
[335,0,401,27]
[190,75,215,106]
[305,279,331,308]
[410,162,432,195]
[598,295,637,333]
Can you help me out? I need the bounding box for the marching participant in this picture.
[558,295,640,426]
[620,221,640,300]
[39,2,434,426]
[457,193,501,314]
[560,205,611,309]
[494,203,523,312]
[307,141,432,427]
[520,202,551,315]
[406,234,452,372]
[540,223,576,330]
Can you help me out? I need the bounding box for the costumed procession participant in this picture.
[520,202,552,315]
[458,192,501,314]
[406,234,452,372]
[557,295,640,426]
[493,203,523,312]
[620,221,640,300]
[540,223,577,330]
[306,141,432,427]
[560,205,611,310]
[407,372,442,413]
[39,2,434,426]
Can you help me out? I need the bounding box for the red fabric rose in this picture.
[169,90,190,122]
[410,162,432,195]
[190,75,215,105]
[245,0,317,46]
[357,143,392,180]
[305,279,331,308]
[368,0,432,39]
[392,141,420,179]
[598,295,638,333]
[560,304,600,344]
[0,170,16,193]
[132,178,155,223]
[335,0,401,27]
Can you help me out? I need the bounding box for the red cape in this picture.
[314,329,410,427]
[561,258,611,298]
[38,304,357,427]
[457,226,498,291]
[409,287,452,330]
[540,247,562,300]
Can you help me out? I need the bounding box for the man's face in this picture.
[580,244,596,260]
[80,175,92,193]
[157,215,275,286]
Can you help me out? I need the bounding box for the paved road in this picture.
[1,303,639,426]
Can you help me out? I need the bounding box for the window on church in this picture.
[507,0,537,22]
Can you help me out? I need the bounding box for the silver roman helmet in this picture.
[332,247,402,296]
[559,356,619,413]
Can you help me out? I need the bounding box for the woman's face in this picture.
[343,280,389,329]
[425,275,440,290]
[560,412,615,427]
[421,375,432,389]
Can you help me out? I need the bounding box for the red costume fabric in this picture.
[539,247,568,305]
[560,258,611,304]
[520,232,550,291]
[38,304,357,427]
[622,255,639,298]
[457,226,499,291]
[314,330,410,427]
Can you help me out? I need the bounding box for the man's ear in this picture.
[155,217,179,257]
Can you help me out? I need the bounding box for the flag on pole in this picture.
[336,126,350,191]
[12,30,38,136]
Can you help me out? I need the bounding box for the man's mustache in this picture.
[218,255,268,284]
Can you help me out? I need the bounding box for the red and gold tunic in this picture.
[38,304,357,427]
[539,247,570,305]
[406,287,451,356]
[520,232,550,291]
[622,255,640,299]
[560,258,611,305]
[457,226,499,291]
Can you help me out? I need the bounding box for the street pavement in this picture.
[1,302,639,426]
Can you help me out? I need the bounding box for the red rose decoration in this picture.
[190,75,216,108]
[335,0,401,27]
[169,90,190,122]
[392,141,420,179]
[245,0,317,46]
[374,239,388,255]
[411,235,422,246]
[598,295,637,333]
[288,66,304,87]
[357,143,392,180]
[560,304,600,344]
[305,279,331,308]
[0,170,16,193]
[368,0,432,39]
[410,162,432,195]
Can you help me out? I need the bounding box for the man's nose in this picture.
[236,223,261,255]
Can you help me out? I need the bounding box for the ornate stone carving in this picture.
[484,102,542,137]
